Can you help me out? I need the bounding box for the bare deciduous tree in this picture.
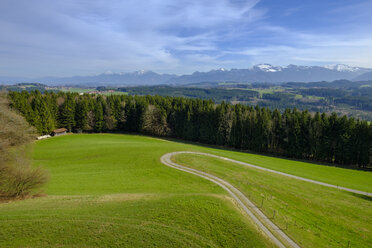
[0,92,49,200]
[142,105,170,136]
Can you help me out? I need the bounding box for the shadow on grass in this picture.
[351,193,372,201]
[159,136,372,172]
[68,131,372,172]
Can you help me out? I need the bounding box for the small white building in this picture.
[37,134,51,140]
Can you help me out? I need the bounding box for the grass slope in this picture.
[174,154,372,248]
[198,148,372,192]
[0,134,270,248]
[0,134,371,247]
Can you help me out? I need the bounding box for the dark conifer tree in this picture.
[58,94,75,132]
[94,96,104,132]
[7,91,371,167]
[75,98,88,131]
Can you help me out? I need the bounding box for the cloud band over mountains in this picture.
[0,0,371,77]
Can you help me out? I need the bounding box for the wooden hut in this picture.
[52,128,67,136]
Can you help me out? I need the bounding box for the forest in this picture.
[3,80,372,121]
[7,91,372,167]
[95,82,372,120]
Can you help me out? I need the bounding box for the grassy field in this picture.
[252,87,285,97]
[0,134,371,247]
[174,154,372,248]
[0,134,271,248]
[60,87,93,93]
[59,87,128,95]
[200,148,372,192]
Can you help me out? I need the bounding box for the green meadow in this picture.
[0,134,371,247]
[174,154,372,248]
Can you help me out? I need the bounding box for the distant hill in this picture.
[283,79,372,89]
[354,71,372,81]
[1,64,372,86]
[38,70,177,86]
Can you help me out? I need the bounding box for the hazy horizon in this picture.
[2,63,372,80]
[1,0,372,77]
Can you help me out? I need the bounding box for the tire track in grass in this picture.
[161,152,301,248]
[170,152,371,196]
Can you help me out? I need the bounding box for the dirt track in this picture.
[161,151,301,248]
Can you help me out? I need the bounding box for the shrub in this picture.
[0,159,49,199]
[0,92,49,200]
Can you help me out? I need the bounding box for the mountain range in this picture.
[1,64,372,86]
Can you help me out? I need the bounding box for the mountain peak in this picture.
[133,70,152,75]
[324,64,360,72]
[253,64,282,72]
[211,68,228,72]
[4,63,371,86]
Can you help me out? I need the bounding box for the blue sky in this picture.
[0,0,371,77]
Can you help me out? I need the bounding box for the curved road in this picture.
[161,152,301,248]
[164,152,371,197]
[161,151,371,248]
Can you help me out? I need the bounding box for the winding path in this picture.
[163,152,371,197]
[160,152,301,248]
[161,151,371,248]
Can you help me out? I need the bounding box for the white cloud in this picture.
[0,0,265,76]
[0,0,372,77]
[225,21,372,68]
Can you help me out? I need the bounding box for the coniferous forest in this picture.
[8,91,371,167]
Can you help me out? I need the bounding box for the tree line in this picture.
[8,91,372,167]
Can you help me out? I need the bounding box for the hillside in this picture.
[354,71,372,81]
[0,134,371,247]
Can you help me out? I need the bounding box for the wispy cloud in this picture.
[0,0,371,77]
[231,24,372,67]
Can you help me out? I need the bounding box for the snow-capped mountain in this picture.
[253,64,282,72]
[167,64,372,84]
[324,64,362,72]
[133,70,149,75]
[1,64,372,85]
